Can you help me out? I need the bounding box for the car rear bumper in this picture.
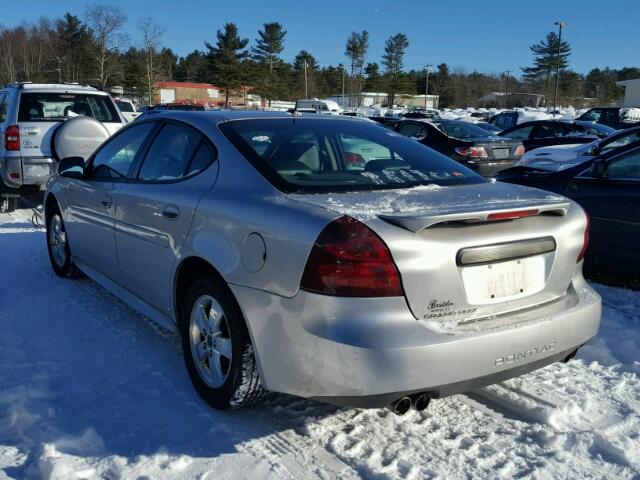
[1,156,55,190]
[232,273,601,408]
[464,158,519,177]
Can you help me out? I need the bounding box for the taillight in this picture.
[5,125,20,151]
[300,216,403,297]
[514,144,525,156]
[577,211,590,262]
[487,209,539,221]
[455,146,488,158]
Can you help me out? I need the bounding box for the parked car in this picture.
[0,82,126,212]
[515,125,640,170]
[402,109,440,121]
[577,107,640,130]
[395,119,524,176]
[498,120,614,152]
[114,97,141,123]
[295,98,343,114]
[44,111,599,413]
[498,141,640,287]
[148,103,206,112]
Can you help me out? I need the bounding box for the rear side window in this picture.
[0,93,7,122]
[90,123,155,180]
[220,118,485,193]
[397,122,427,139]
[138,123,214,181]
[503,125,533,140]
[18,92,120,123]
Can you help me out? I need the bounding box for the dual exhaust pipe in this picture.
[389,393,431,416]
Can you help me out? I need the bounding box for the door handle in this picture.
[101,196,113,208]
[162,205,180,219]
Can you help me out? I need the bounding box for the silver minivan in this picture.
[0,82,125,212]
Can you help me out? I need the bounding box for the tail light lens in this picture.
[455,146,488,158]
[514,144,526,156]
[300,216,403,297]
[5,125,20,151]
[577,211,590,262]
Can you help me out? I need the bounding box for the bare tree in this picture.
[85,4,127,87]
[138,18,164,105]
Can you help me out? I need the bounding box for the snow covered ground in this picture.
[1,208,639,480]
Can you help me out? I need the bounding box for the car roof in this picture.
[143,110,370,125]
[3,82,104,94]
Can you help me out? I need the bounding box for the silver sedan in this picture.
[44,111,601,414]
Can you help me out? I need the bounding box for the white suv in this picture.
[0,82,125,212]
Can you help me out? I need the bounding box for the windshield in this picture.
[436,121,494,139]
[18,92,120,122]
[598,129,640,154]
[220,118,485,193]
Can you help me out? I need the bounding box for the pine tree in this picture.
[205,23,249,106]
[251,22,286,105]
[344,30,369,98]
[293,50,317,98]
[381,33,409,105]
[522,31,571,87]
[54,13,93,83]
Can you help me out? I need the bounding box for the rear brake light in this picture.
[514,144,525,156]
[455,146,488,158]
[300,216,403,297]
[487,209,539,221]
[577,211,590,262]
[5,125,20,151]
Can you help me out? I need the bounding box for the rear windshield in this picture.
[219,118,485,193]
[436,121,494,139]
[18,92,120,122]
[115,100,134,112]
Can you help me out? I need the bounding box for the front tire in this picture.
[180,277,265,410]
[46,206,77,277]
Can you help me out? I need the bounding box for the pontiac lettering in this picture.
[495,341,557,367]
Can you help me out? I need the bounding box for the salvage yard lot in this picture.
[1,208,639,480]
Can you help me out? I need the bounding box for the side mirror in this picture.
[590,159,607,177]
[58,156,85,178]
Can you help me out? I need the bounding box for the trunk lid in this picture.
[289,182,586,330]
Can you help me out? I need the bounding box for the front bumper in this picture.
[231,276,601,408]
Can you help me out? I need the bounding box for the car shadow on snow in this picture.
[0,228,342,477]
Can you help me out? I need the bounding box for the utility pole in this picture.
[553,21,566,114]
[341,66,346,108]
[595,82,599,107]
[504,69,510,108]
[304,59,309,99]
[424,64,432,108]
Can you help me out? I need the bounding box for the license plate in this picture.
[493,148,509,159]
[23,165,51,179]
[461,256,546,304]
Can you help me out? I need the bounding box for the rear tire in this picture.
[0,197,17,213]
[180,277,265,410]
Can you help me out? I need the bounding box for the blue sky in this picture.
[3,0,639,75]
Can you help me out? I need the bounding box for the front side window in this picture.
[138,123,205,181]
[18,92,120,123]
[89,123,155,180]
[220,118,485,193]
[605,150,640,179]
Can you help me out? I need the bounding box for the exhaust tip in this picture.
[390,397,412,416]
[413,393,431,412]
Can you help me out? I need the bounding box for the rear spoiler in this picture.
[378,201,571,232]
